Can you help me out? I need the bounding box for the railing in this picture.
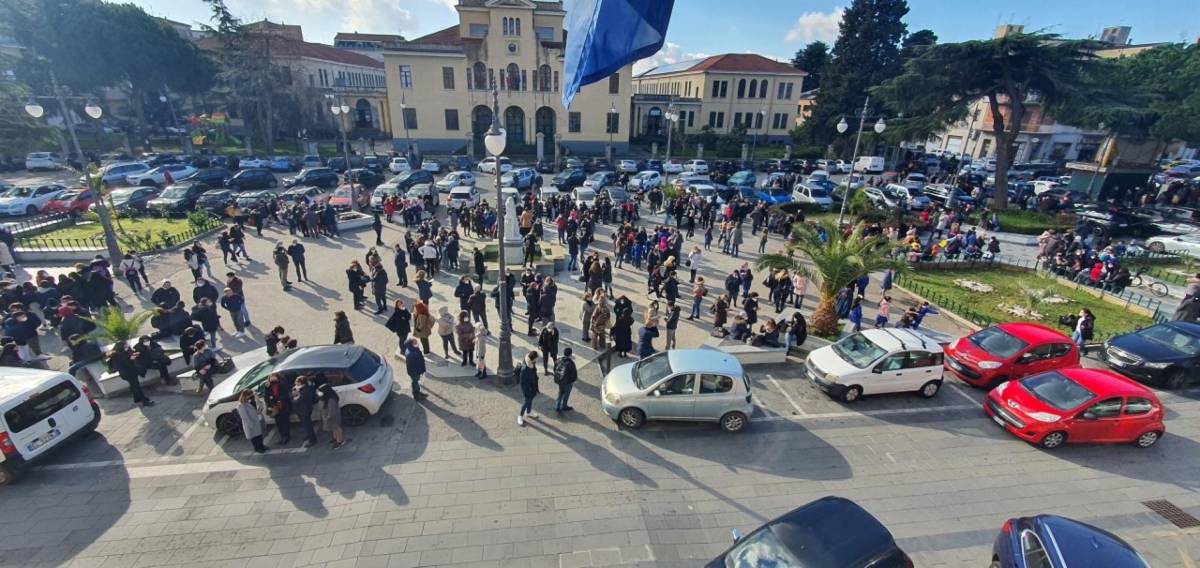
[1117,251,1196,287]
[15,216,223,252]
[1,211,75,236]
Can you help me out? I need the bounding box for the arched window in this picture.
[759,79,768,99]
[472,62,487,91]
[737,79,746,99]
[538,64,552,91]
[502,17,508,36]
[514,18,520,36]
[506,63,521,90]
[748,79,757,99]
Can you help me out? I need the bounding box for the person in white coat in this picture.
[686,247,703,283]
[236,389,268,453]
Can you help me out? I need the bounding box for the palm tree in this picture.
[758,220,906,337]
[84,307,152,344]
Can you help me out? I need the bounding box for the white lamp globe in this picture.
[330,105,340,115]
[24,102,44,118]
[836,117,848,134]
[84,102,102,119]
[340,104,350,114]
[484,127,507,157]
[873,117,886,134]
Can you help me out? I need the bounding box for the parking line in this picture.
[946,382,981,406]
[766,374,807,416]
[757,403,977,422]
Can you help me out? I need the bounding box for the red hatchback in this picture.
[985,368,1165,449]
[41,188,95,215]
[945,323,1079,389]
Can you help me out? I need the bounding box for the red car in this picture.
[945,323,1079,389]
[41,188,95,215]
[329,184,370,211]
[985,368,1165,449]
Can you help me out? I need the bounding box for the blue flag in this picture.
[562,0,675,109]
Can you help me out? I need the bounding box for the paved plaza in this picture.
[2,184,1200,568]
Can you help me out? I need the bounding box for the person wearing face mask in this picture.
[133,335,173,385]
[107,341,155,407]
[150,279,180,309]
[2,309,46,361]
[261,373,292,445]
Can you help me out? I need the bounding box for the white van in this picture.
[805,328,946,403]
[1032,180,1060,195]
[854,156,885,174]
[0,369,101,484]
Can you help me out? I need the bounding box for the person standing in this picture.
[393,243,409,287]
[689,277,707,320]
[190,340,217,394]
[317,382,344,449]
[849,296,864,332]
[537,322,560,375]
[272,244,291,290]
[414,270,433,305]
[517,352,540,426]
[370,262,389,314]
[664,302,680,350]
[287,240,308,282]
[263,373,292,445]
[686,246,703,283]
[118,253,143,297]
[580,291,595,343]
[1074,308,1095,356]
[590,296,611,351]
[225,272,252,328]
[792,272,808,309]
[237,390,268,453]
[436,306,460,358]
[455,311,475,367]
[372,212,384,246]
[404,338,428,400]
[553,347,577,413]
[385,300,412,352]
[219,287,247,339]
[473,247,486,284]
[333,311,354,344]
[874,296,891,328]
[107,342,154,407]
[412,302,434,354]
[637,321,660,359]
[292,375,318,448]
[473,323,489,379]
[730,224,743,257]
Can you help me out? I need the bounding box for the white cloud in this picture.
[228,0,418,38]
[341,0,418,35]
[429,0,458,13]
[633,42,709,74]
[784,8,843,43]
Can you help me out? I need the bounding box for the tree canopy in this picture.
[791,41,829,90]
[899,29,937,60]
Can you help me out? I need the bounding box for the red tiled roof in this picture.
[408,25,462,46]
[691,54,806,75]
[197,36,383,68]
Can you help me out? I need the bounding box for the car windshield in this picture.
[634,351,672,389]
[831,332,888,368]
[349,350,382,382]
[809,187,829,197]
[724,525,804,568]
[694,186,714,197]
[769,186,789,196]
[198,194,225,203]
[235,358,279,392]
[969,327,1029,359]
[1,187,31,197]
[160,187,189,198]
[333,189,351,198]
[110,188,137,199]
[1136,325,1200,356]
[56,190,81,200]
[575,190,595,200]
[450,190,472,197]
[1020,372,1096,412]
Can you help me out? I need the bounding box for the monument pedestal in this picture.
[502,239,523,264]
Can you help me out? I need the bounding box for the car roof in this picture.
[668,349,743,375]
[766,497,900,566]
[0,368,75,407]
[1029,515,1148,566]
[274,345,366,372]
[995,322,1071,343]
[1056,368,1154,397]
[857,328,941,352]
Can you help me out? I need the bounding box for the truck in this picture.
[854,156,885,174]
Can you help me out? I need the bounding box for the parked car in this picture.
[0,184,67,216]
[202,345,393,436]
[392,169,435,192]
[902,173,928,190]
[420,159,442,173]
[87,162,150,186]
[886,184,932,210]
[945,323,1080,389]
[728,170,756,187]
[226,168,279,192]
[534,159,555,174]
[663,159,683,174]
[562,157,583,171]
[755,185,794,205]
[683,159,709,174]
[583,171,617,190]
[991,514,1152,568]
[1144,233,1200,257]
[268,156,297,172]
[147,181,210,214]
[1074,204,1158,237]
[806,329,946,403]
[41,188,96,215]
[1102,321,1199,390]
[923,183,975,207]
[104,186,161,213]
[234,190,274,210]
[584,157,610,173]
[601,349,752,432]
[673,174,711,192]
[126,164,197,187]
[326,156,362,173]
[181,167,232,189]
[389,157,410,174]
[141,152,177,166]
[645,159,664,173]
[854,156,886,173]
[346,168,385,190]
[449,155,474,172]
[362,155,383,173]
[763,159,792,173]
[447,186,481,209]
[435,171,477,193]
[302,155,323,168]
[237,155,269,169]
[278,186,329,208]
[706,497,910,568]
[283,167,338,190]
[405,183,439,208]
[478,156,512,174]
[689,183,723,206]
[571,187,596,209]
[0,368,102,485]
[24,152,63,171]
[985,368,1165,449]
[628,170,663,191]
[792,183,832,210]
[617,159,639,173]
[501,167,540,191]
[862,186,898,209]
[552,169,587,193]
[599,186,631,205]
[196,190,235,215]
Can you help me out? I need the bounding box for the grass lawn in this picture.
[902,267,1156,339]
[35,217,196,241]
[996,210,1074,235]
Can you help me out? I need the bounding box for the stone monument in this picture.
[501,195,524,263]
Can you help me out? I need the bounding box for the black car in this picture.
[449,155,474,172]
[226,168,278,192]
[362,155,384,173]
[196,189,234,215]
[735,159,756,172]
[146,181,210,214]
[393,169,434,192]
[105,186,161,213]
[584,158,610,173]
[535,159,555,174]
[1103,321,1200,389]
[645,159,664,173]
[182,167,232,188]
[1074,204,1158,236]
[502,167,540,191]
[553,169,587,192]
[706,497,910,568]
[992,515,1150,568]
[712,159,738,175]
[346,168,385,189]
[142,152,177,166]
[283,167,338,189]
[326,156,363,173]
[764,159,792,173]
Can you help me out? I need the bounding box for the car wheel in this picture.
[1148,241,1166,253]
[25,205,36,216]
[841,385,863,403]
[919,380,941,399]
[618,407,645,429]
[0,463,14,486]
[1039,431,1067,449]
[1134,430,1162,448]
[720,411,748,433]
[1166,370,1189,390]
[215,413,243,438]
[341,404,369,427]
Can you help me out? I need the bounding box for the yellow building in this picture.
[382,0,631,156]
[794,88,817,128]
[630,54,806,143]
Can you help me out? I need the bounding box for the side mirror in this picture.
[731,528,742,543]
[871,367,882,374]
[652,390,661,397]
[1080,411,1096,421]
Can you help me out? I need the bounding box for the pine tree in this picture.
[791,42,829,90]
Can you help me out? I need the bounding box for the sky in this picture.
[135,0,1198,73]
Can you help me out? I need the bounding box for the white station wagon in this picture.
[805,328,946,403]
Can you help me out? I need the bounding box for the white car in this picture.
[807,170,831,184]
[690,183,724,206]
[663,159,684,174]
[0,368,101,485]
[683,159,709,174]
[834,160,852,173]
[238,156,269,169]
[572,187,596,209]
[805,328,946,403]
[478,156,512,174]
[447,186,480,209]
[902,173,927,190]
[421,160,441,173]
[1145,234,1200,258]
[0,184,67,216]
[617,159,639,173]
[435,171,476,193]
[389,157,410,174]
[302,155,323,168]
[792,183,832,210]
[539,186,564,201]
[628,170,663,190]
[25,152,63,171]
[125,164,196,187]
[202,345,393,437]
[885,184,931,211]
[89,162,150,186]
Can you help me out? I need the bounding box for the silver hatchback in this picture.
[601,350,753,432]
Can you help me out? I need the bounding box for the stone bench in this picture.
[81,350,189,398]
[176,347,270,392]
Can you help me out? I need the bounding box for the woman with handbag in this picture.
[263,373,292,445]
[236,389,268,453]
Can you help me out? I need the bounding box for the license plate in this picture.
[991,415,1006,428]
[26,428,61,452]
[948,359,963,371]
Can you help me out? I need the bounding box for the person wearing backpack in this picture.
[517,352,540,426]
[553,347,577,413]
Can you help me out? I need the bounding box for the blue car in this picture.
[756,185,794,205]
[269,156,297,172]
[992,515,1150,568]
[728,170,757,187]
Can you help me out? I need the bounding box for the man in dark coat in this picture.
[553,347,577,412]
[404,338,428,400]
[393,243,409,287]
[150,279,180,309]
[192,278,219,305]
[370,263,389,314]
[517,352,540,426]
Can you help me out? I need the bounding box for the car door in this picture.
[1117,396,1157,442]
[695,373,738,419]
[642,374,696,420]
[1011,345,1053,380]
[906,351,944,391]
[1069,397,1123,442]
[868,353,910,395]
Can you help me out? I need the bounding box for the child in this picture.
[875,296,891,328]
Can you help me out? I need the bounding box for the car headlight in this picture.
[824,373,839,384]
[978,361,1003,370]
[1026,411,1061,423]
[604,391,621,405]
[1141,361,1172,369]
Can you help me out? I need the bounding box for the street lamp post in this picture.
[484,89,515,386]
[751,105,765,161]
[24,74,122,267]
[607,99,617,165]
[329,96,356,209]
[664,104,678,165]
[159,91,188,154]
[835,96,886,226]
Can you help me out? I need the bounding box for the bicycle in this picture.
[1130,268,1169,297]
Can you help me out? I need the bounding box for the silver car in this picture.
[601,350,752,432]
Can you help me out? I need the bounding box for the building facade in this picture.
[381,0,632,156]
[334,33,408,62]
[630,54,806,143]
